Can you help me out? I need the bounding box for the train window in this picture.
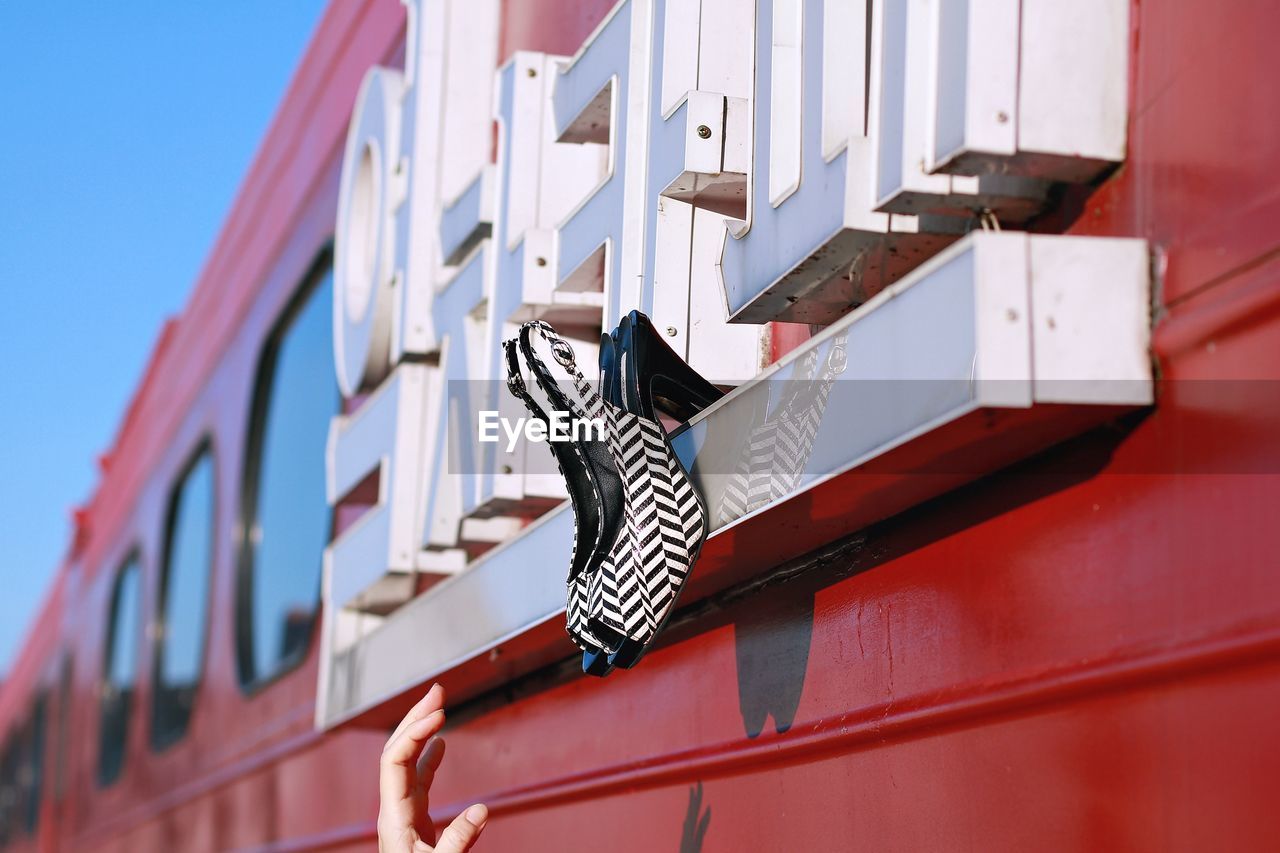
[236,260,338,690]
[151,446,215,750]
[21,695,46,834]
[98,555,141,787]
[54,655,72,801]
[0,734,15,844]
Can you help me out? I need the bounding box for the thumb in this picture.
[433,804,488,852]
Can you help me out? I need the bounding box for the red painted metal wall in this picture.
[428,0,1280,848]
[1,0,1278,850]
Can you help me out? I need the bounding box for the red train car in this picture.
[2,0,1279,850]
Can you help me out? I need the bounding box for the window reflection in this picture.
[238,265,338,688]
[151,448,214,749]
[99,556,140,786]
[22,694,46,833]
[0,734,16,843]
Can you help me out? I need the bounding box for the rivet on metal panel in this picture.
[666,326,678,337]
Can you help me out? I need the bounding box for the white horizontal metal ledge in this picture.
[318,232,1152,730]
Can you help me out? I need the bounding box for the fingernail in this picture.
[410,709,444,732]
[464,804,489,827]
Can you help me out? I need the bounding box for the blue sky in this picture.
[0,0,330,675]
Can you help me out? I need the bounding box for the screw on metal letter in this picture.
[696,124,712,139]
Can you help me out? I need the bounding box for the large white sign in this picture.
[323,0,1129,620]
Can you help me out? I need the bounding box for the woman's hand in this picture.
[378,684,489,852]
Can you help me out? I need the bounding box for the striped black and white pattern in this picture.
[504,331,616,654]
[509,320,708,660]
[589,396,705,645]
[717,336,846,526]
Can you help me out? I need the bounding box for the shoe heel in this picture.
[606,637,647,669]
[583,649,614,677]
[600,331,621,406]
[621,311,724,422]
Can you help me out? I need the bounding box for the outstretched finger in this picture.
[380,709,446,802]
[433,805,489,853]
[386,684,446,748]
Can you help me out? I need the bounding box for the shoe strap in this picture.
[518,320,607,424]
[503,338,552,423]
[503,334,609,590]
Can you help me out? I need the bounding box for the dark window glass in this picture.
[0,735,16,844]
[98,556,141,786]
[54,655,72,801]
[237,264,338,688]
[21,695,46,833]
[151,448,215,749]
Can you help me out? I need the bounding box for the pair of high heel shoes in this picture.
[503,312,722,675]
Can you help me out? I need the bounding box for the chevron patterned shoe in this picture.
[589,391,706,667]
[514,316,719,672]
[590,311,722,668]
[503,330,620,673]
